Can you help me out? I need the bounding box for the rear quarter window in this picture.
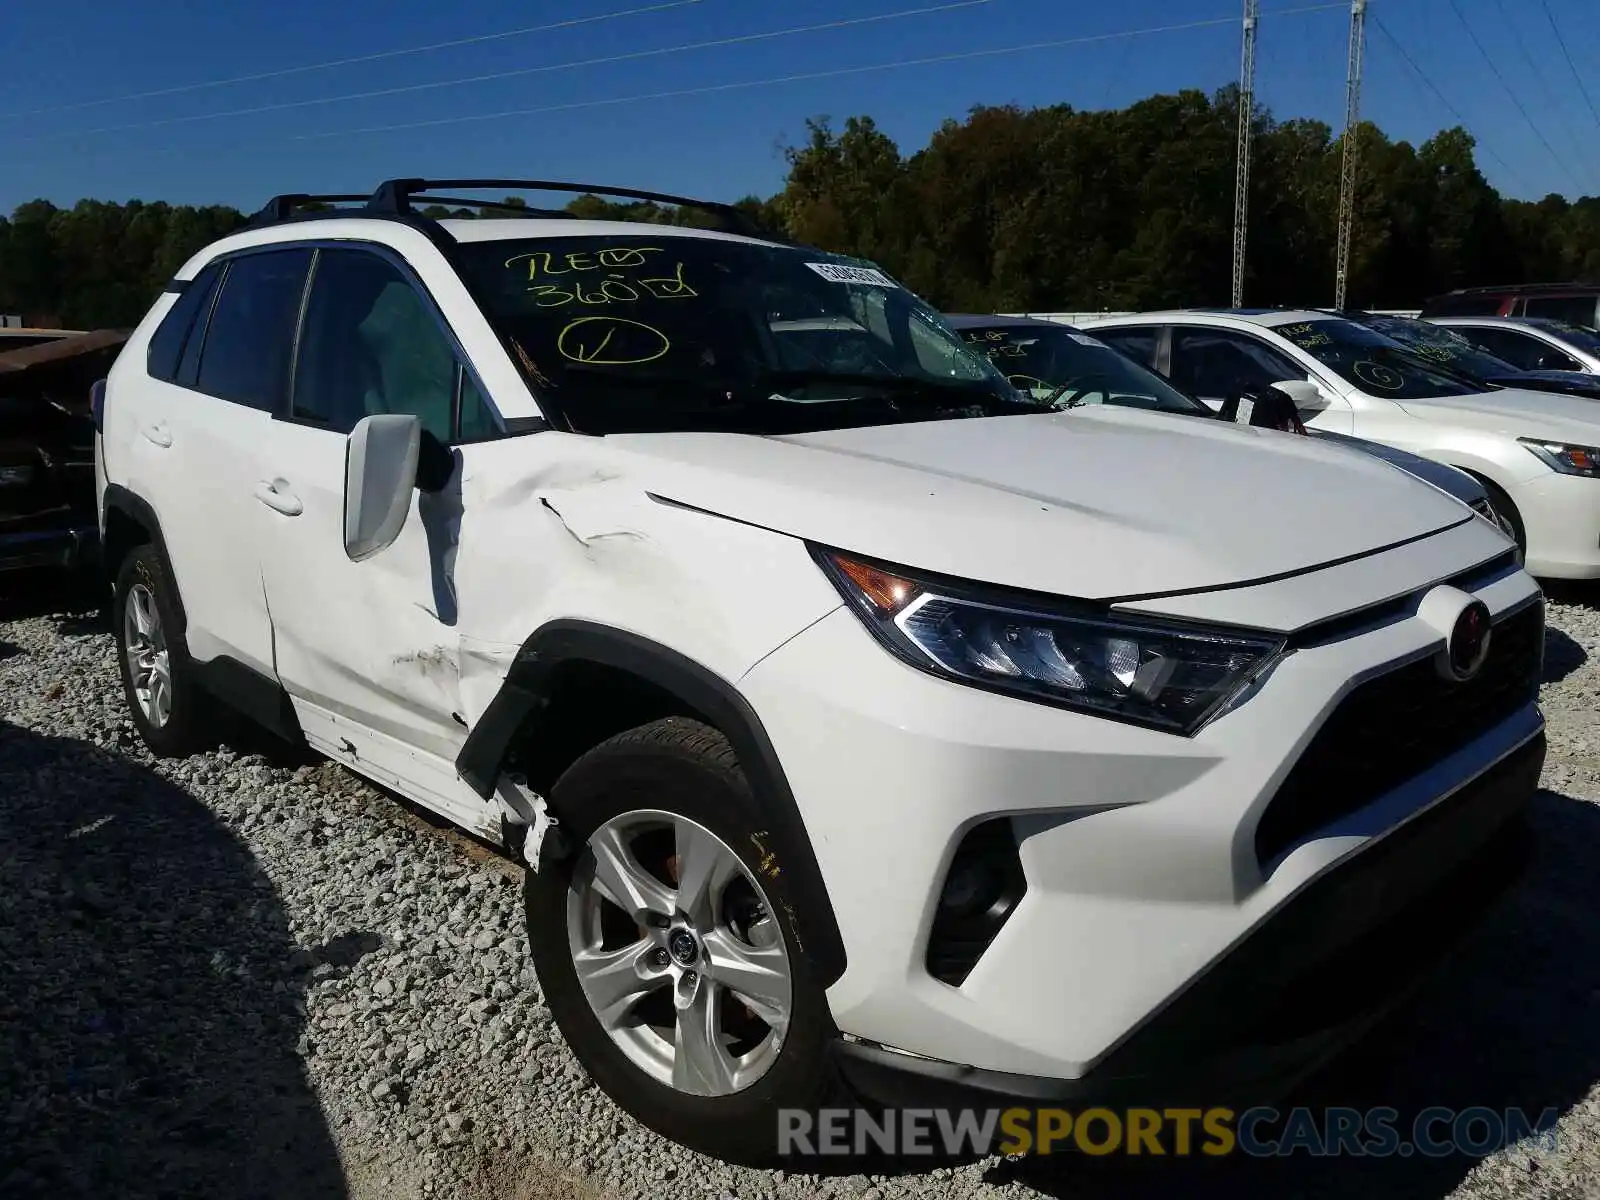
[146,264,223,383]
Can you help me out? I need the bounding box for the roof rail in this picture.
[246,193,371,227]
[365,177,789,242]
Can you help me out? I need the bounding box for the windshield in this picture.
[955,323,1213,416]
[1272,319,1484,399]
[452,236,1030,434]
[1359,316,1518,382]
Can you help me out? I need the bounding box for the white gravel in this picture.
[3,582,1600,1200]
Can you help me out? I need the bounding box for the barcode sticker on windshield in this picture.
[804,262,899,287]
[1069,333,1108,348]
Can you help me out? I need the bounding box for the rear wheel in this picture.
[112,544,212,757]
[525,717,844,1165]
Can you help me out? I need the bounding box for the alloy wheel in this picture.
[123,582,172,728]
[564,809,792,1097]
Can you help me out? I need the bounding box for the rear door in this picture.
[121,247,313,675]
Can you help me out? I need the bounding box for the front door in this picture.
[254,246,500,813]
[1167,326,1355,433]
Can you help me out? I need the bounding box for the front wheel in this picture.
[1477,478,1527,562]
[525,717,844,1166]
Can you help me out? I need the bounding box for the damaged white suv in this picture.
[95,179,1546,1165]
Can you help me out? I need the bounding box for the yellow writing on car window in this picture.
[637,260,697,299]
[557,316,671,365]
[506,247,667,280]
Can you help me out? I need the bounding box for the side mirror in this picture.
[344,414,421,562]
[1270,379,1328,418]
[1220,386,1306,434]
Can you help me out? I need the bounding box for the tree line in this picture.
[3,85,1596,329]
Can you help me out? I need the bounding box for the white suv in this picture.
[94,181,1546,1165]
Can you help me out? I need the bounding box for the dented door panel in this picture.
[257,419,468,759]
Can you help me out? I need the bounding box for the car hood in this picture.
[1491,370,1600,400]
[1304,428,1483,505]
[619,407,1477,601]
[1395,386,1600,442]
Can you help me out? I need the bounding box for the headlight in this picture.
[0,464,34,488]
[812,548,1287,736]
[1519,438,1600,477]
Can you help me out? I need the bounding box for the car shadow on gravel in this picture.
[983,787,1600,1199]
[1543,627,1587,685]
[0,570,106,624]
[0,721,347,1200]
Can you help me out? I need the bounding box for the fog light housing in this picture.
[925,820,1026,986]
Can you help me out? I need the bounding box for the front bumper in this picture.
[1513,470,1600,580]
[834,734,1538,1109]
[739,546,1544,1082]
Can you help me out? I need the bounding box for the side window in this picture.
[292,249,458,441]
[1523,296,1600,327]
[1094,328,1160,369]
[457,370,500,441]
[1460,327,1559,371]
[146,263,222,383]
[194,249,314,411]
[1169,328,1300,400]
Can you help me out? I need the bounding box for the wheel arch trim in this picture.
[101,484,187,633]
[455,619,848,985]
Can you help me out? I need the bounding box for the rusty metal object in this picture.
[0,329,121,578]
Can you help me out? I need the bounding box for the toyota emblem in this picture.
[1440,599,1492,682]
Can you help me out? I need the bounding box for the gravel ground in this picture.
[2,579,1599,1200]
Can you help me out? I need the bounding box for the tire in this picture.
[112,543,213,757]
[1478,478,1527,561]
[525,716,847,1166]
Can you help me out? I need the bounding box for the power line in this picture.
[1497,0,1600,194]
[1442,0,1584,192]
[1368,13,1529,189]
[291,4,1349,142]
[5,0,705,119]
[19,1,997,141]
[1539,0,1600,147]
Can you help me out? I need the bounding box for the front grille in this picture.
[1253,599,1543,865]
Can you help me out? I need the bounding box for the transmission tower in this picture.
[1334,0,1367,309]
[1232,0,1259,308]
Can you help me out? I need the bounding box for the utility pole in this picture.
[1232,0,1259,308]
[1334,0,1367,309]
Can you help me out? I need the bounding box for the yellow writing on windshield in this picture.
[512,247,699,309]
[557,316,671,365]
[506,247,667,279]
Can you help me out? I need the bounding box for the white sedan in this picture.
[1079,308,1600,580]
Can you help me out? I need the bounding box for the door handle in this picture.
[254,479,303,517]
[141,423,172,448]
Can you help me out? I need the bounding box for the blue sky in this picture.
[3,0,1597,217]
